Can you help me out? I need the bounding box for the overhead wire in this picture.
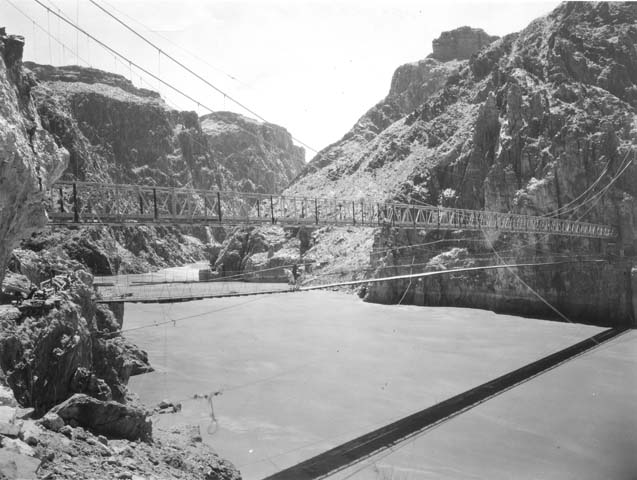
[99,0,251,89]
[550,149,633,220]
[4,0,92,68]
[572,149,635,222]
[543,157,613,218]
[86,0,318,154]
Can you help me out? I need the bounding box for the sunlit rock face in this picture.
[285,2,637,323]
[0,30,68,287]
[290,3,637,221]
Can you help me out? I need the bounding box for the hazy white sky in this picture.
[3,0,558,159]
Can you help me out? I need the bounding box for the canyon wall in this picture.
[20,62,305,274]
[286,2,637,325]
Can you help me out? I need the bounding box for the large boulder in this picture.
[49,393,152,441]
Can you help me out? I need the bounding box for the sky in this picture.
[2,0,559,159]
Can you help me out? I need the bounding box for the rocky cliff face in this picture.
[20,62,305,274]
[288,57,464,199]
[287,3,637,324]
[25,62,305,192]
[0,30,67,287]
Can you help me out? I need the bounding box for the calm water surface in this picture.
[124,268,634,479]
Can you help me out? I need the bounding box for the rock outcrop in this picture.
[50,393,152,442]
[430,26,499,62]
[0,30,67,286]
[1,247,151,413]
[287,2,637,324]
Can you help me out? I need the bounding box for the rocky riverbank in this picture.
[0,388,240,480]
[0,249,242,479]
[0,29,242,479]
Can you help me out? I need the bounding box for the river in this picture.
[124,266,637,480]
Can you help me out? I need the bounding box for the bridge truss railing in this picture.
[46,181,617,239]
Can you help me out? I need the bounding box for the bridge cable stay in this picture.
[543,155,614,218]
[571,149,635,222]
[549,150,630,221]
[477,227,607,350]
[85,0,318,154]
[567,149,634,219]
[396,256,415,305]
[119,295,266,334]
[548,148,633,219]
[46,6,52,63]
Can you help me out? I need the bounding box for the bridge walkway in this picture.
[47,181,617,239]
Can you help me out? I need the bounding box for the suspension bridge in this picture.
[47,181,617,238]
[4,2,632,479]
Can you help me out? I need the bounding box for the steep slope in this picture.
[290,4,637,225]
[285,3,637,323]
[287,26,498,199]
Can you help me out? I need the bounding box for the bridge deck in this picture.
[46,181,617,239]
